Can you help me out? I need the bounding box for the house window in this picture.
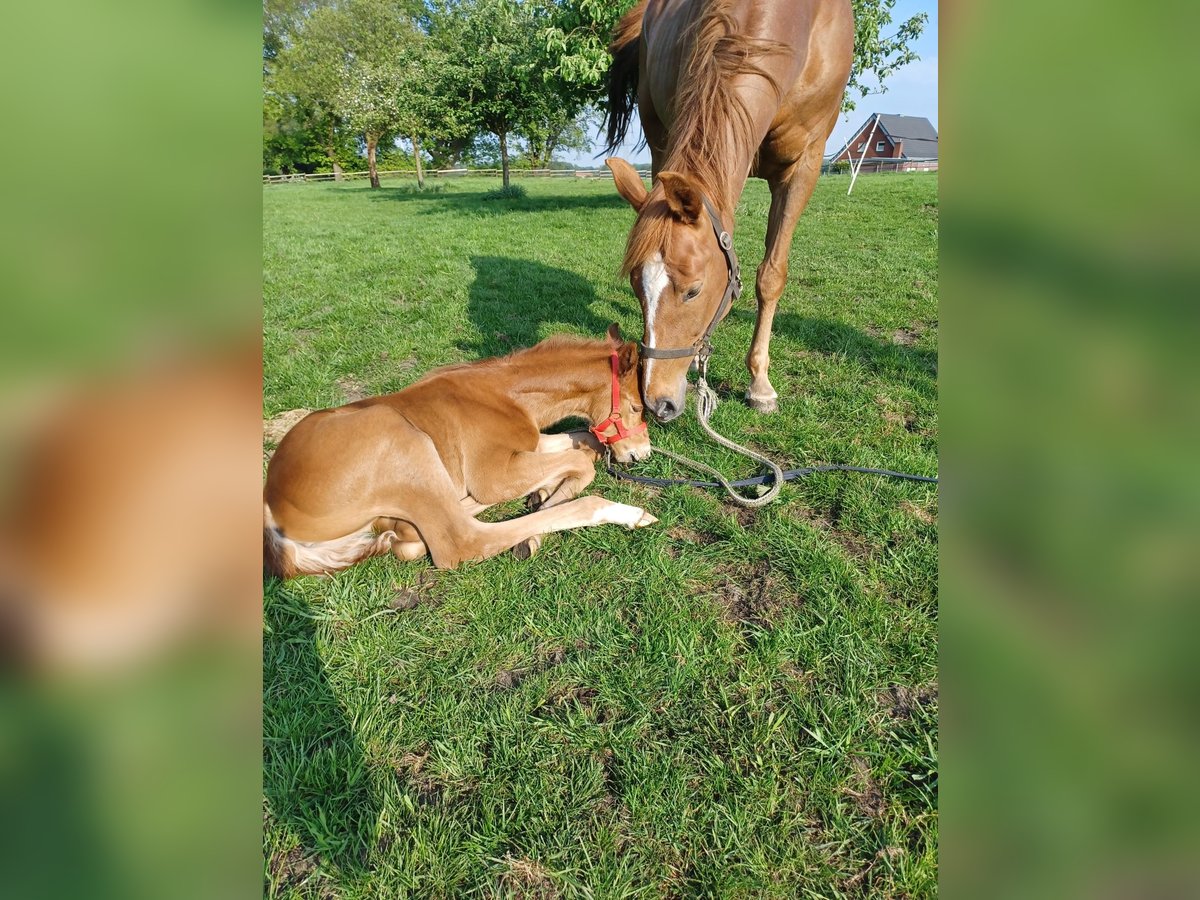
[876,141,887,152]
[857,143,865,152]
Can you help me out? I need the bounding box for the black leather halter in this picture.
[637,195,743,365]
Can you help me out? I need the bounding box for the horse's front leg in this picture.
[747,149,823,413]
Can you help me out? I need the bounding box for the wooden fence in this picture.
[821,158,938,176]
[265,161,935,184]
[263,167,651,184]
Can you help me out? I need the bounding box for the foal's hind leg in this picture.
[400,449,652,568]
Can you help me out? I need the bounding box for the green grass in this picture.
[263,173,938,898]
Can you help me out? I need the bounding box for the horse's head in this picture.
[607,157,735,422]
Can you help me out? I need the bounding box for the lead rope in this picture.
[656,354,785,508]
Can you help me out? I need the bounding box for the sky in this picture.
[566,0,937,166]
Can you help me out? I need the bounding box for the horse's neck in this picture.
[506,353,606,429]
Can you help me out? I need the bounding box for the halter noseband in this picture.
[637,195,743,367]
[589,350,649,446]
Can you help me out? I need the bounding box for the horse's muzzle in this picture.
[649,396,683,422]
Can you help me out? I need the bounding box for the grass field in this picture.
[263,172,938,898]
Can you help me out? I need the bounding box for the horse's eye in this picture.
[682,285,701,302]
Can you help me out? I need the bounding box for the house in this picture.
[828,114,938,171]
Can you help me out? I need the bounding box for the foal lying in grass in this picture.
[264,325,655,576]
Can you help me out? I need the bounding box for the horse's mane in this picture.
[616,0,787,275]
[668,0,786,207]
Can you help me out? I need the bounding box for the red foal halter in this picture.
[590,351,648,446]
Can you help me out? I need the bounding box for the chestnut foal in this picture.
[264,326,655,577]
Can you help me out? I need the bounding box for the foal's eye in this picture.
[682,285,701,302]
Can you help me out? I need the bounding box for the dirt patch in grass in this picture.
[791,500,875,560]
[268,846,319,892]
[842,846,903,894]
[874,394,917,434]
[879,682,938,720]
[389,570,447,611]
[733,506,758,528]
[901,500,936,525]
[393,747,475,807]
[845,756,887,818]
[667,525,720,545]
[537,680,615,722]
[336,375,369,403]
[290,328,319,355]
[498,855,558,899]
[712,559,797,628]
[264,408,313,447]
[494,643,571,692]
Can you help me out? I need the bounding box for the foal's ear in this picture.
[606,158,648,211]
[606,322,623,348]
[657,171,703,225]
[618,340,639,376]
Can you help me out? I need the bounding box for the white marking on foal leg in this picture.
[641,252,668,385]
[590,500,658,529]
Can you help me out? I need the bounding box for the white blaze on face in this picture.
[640,252,669,383]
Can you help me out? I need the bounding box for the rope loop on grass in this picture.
[609,360,939,504]
[685,372,785,507]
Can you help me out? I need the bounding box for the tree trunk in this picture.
[328,120,343,181]
[366,133,380,189]
[499,129,510,188]
[413,134,424,189]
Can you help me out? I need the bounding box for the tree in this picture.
[434,0,561,187]
[520,107,594,168]
[272,0,463,187]
[270,1,356,177]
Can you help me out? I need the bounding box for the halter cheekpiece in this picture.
[589,350,648,446]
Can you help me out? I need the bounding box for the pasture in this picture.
[263,173,938,898]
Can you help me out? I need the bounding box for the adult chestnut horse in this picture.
[604,0,852,420]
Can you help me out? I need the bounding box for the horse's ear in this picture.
[618,340,639,376]
[658,171,703,225]
[606,322,623,349]
[606,158,648,211]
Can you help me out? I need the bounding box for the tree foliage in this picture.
[845,0,928,111]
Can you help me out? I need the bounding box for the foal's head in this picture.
[593,323,652,464]
[607,157,734,422]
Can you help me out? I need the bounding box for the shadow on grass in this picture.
[331,182,629,215]
[263,581,379,883]
[726,309,938,393]
[462,255,635,358]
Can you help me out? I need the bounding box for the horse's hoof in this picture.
[745,394,779,414]
[514,536,541,559]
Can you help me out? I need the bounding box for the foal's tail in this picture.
[603,0,648,154]
[263,502,395,579]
